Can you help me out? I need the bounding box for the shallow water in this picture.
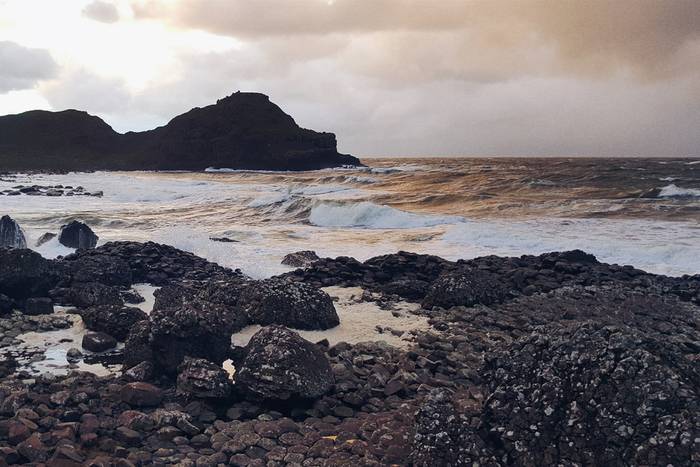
[1,157,699,276]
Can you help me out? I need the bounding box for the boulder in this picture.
[0,215,26,249]
[146,303,239,374]
[176,357,232,399]
[235,326,334,401]
[120,382,163,407]
[24,297,53,315]
[237,278,339,330]
[78,305,147,340]
[281,250,320,268]
[0,248,56,299]
[81,331,117,352]
[64,252,132,287]
[35,232,56,247]
[422,268,509,309]
[67,282,123,308]
[123,360,154,382]
[58,221,98,249]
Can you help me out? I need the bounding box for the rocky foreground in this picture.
[0,239,698,466]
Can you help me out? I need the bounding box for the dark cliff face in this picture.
[0,92,361,171]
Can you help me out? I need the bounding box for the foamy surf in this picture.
[309,201,461,229]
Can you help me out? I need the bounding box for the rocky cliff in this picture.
[0,92,361,171]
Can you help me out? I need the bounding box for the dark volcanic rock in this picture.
[422,267,509,309]
[411,389,492,466]
[281,250,320,268]
[35,232,56,247]
[58,220,98,249]
[0,92,361,171]
[176,357,232,399]
[81,331,117,352]
[139,299,243,374]
[23,297,53,315]
[78,305,147,341]
[123,320,153,369]
[0,248,57,299]
[237,278,339,330]
[235,326,334,401]
[65,282,124,308]
[480,323,700,466]
[120,382,163,407]
[0,215,26,249]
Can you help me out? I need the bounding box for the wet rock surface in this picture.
[58,220,99,249]
[0,184,102,197]
[237,278,340,330]
[0,216,26,249]
[0,242,698,465]
[281,250,320,268]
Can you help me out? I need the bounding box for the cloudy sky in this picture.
[1,0,699,156]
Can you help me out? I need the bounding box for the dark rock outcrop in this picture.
[35,232,56,247]
[281,250,320,268]
[0,92,361,171]
[479,323,700,466]
[421,267,509,309]
[0,216,26,249]
[235,326,334,401]
[138,302,242,375]
[0,249,57,299]
[58,221,98,249]
[119,382,163,407]
[176,357,232,399]
[78,305,147,341]
[237,278,339,330]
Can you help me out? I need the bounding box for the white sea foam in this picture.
[658,184,700,198]
[441,218,700,276]
[309,201,461,229]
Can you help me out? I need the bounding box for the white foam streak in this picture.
[309,201,460,229]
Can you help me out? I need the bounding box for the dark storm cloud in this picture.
[132,0,700,79]
[82,1,120,24]
[0,41,58,93]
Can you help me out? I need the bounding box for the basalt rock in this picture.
[143,301,243,375]
[120,382,163,407]
[35,232,56,247]
[176,357,232,399]
[480,323,700,466]
[237,278,339,330]
[65,282,124,308]
[78,305,147,341]
[61,250,132,287]
[0,92,360,171]
[0,293,13,315]
[123,320,153,369]
[281,250,320,268]
[58,220,98,249]
[0,216,26,249]
[422,267,509,309]
[235,326,334,401]
[0,248,57,299]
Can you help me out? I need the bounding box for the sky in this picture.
[0,0,699,157]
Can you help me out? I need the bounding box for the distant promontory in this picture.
[0,92,361,171]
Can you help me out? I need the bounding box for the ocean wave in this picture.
[308,201,461,229]
[658,184,700,198]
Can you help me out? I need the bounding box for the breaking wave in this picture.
[309,201,461,229]
[658,184,700,198]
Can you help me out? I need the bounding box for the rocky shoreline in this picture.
[0,230,698,465]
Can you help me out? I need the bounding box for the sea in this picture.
[2,157,699,278]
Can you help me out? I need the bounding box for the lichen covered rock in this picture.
[235,326,334,401]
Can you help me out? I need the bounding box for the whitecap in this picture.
[308,201,461,229]
[658,184,700,198]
